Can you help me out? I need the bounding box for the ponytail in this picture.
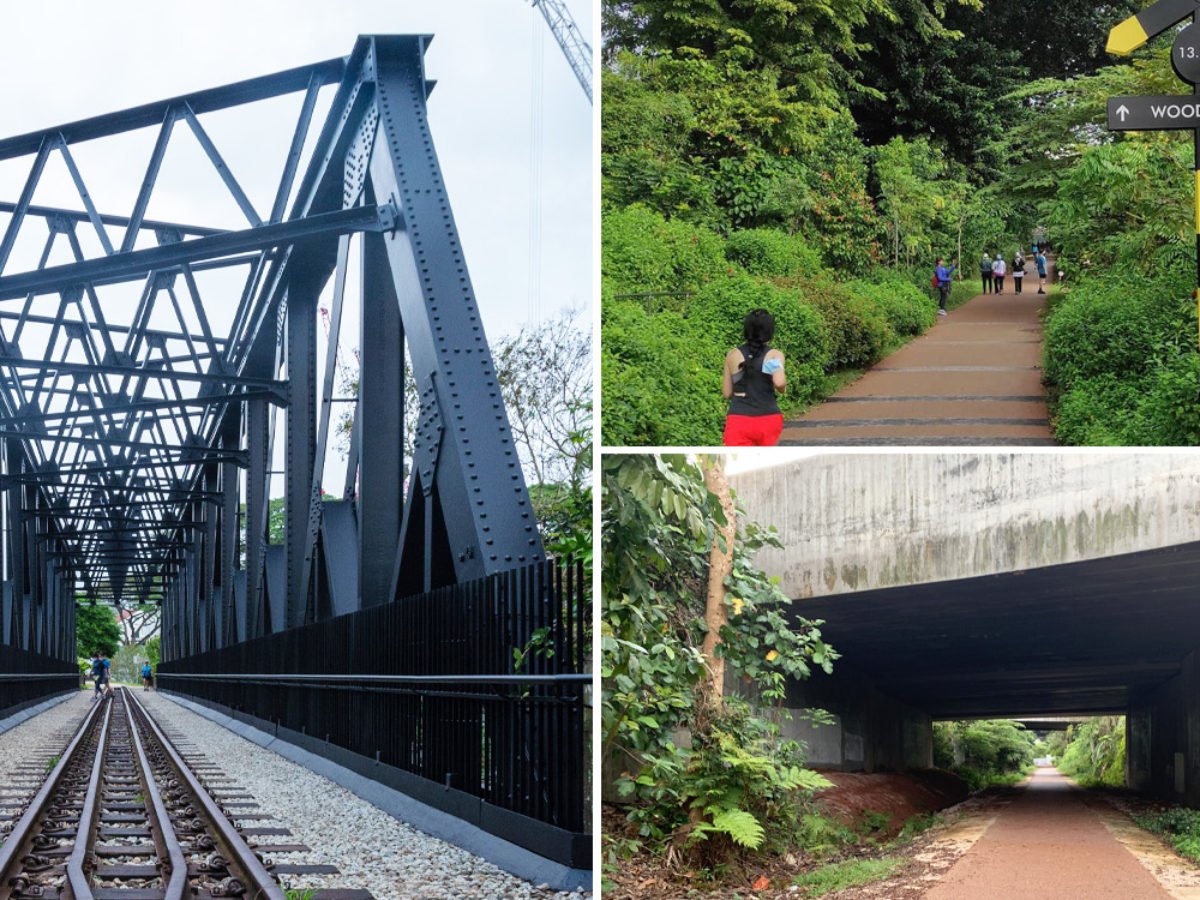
[742,308,776,359]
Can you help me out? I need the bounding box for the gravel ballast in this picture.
[136,691,590,900]
[0,691,89,785]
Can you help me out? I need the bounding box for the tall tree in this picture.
[76,604,120,659]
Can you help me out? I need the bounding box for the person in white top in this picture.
[991,255,1007,294]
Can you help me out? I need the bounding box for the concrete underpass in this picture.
[729,453,1200,807]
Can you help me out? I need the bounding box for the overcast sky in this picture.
[0,0,592,492]
[0,0,591,334]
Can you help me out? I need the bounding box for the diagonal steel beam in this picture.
[0,57,347,161]
[0,204,395,300]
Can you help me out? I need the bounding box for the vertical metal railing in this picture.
[0,643,78,717]
[158,559,589,836]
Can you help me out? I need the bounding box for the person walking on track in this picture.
[141,661,153,691]
[934,257,957,317]
[1036,248,1048,294]
[980,252,993,294]
[91,653,110,700]
[992,254,1007,294]
[1012,250,1026,294]
[723,309,786,446]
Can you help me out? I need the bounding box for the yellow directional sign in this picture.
[1107,0,1200,55]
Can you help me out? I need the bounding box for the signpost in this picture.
[1108,0,1200,349]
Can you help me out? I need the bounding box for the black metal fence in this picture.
[0,645,77,718]
[158,559,590,867]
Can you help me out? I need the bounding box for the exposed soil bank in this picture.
[816,770,969,838]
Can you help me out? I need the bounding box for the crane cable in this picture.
[529,12,544,325]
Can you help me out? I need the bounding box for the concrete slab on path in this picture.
[782,283,1056,446]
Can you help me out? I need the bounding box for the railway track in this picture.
[0,689,371,900]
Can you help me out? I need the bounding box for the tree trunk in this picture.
[701,456,737,708]
[957,215,964,279]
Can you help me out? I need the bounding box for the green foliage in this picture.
[601,205,731,298]
[799,282,893,370]
[1135,808,1200,865]
[1050,717,1126,788]
[857,809,892,837]
[1047,141,1193,273]
[897,812,943,841]
[601,455,837,858]
[76,604,120,659]
[874,136,968,268]
[144,637,161,669]
[1043,259,1200,445]
[792,857,908,897]
[798,117,883,274]
[601,300,725,445]
[796,813,860,857]
[933,720,1036,790]
[725,228,823,279]
[846,276,937,337]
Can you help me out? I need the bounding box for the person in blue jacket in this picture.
[141,661,153,691]
[935,257,958,317]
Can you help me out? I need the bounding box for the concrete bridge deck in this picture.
[730,453,1200,806]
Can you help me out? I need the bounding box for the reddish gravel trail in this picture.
[780,269,1056,446]
[923,769,1170,900]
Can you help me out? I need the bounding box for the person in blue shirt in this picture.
[1035,249,1048,294]
[935,257,958,317]
[141,662,153,692]
[91,653,110,700]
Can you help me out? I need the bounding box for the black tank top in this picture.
[728,343,780,417]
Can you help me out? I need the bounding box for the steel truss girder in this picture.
[0,34,545,668]
[0,205,395,300]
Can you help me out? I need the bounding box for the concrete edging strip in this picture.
[0,691,76,737]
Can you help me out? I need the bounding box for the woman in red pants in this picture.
[722,309,786,446]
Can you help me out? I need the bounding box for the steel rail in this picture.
[124,690,189,899]
[124,689,286,900]
[65,698,113,900]
[0,697,104,886]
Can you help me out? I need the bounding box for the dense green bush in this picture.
[1135,808,1200,864]
[800,283,893,371]
[1048,716,1126,788]
[688,274,831,405]
[1043,273,1192,389]
[1128,352,1200,444]
[601,300,725,445]
[1052,374,1145,446]
[848,276,937,336]
[725,228,824,280]
[1044,251,1200,445]
[601,205,732,298]
[934,720,1036,791]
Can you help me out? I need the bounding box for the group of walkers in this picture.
[719,241,1051,447]
[89,652,154,699]
[980,247,1048,296]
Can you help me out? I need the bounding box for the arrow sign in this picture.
[1108,0,1200,55]
[1107,95,1200,130]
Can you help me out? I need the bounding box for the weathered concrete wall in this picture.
[780,662,932,773]
[1127,649,1200,805]
[730,453,1200,599]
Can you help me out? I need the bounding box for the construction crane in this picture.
[529,0,592,104]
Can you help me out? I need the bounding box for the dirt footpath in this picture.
[921,769,1174,899]
[780,272,1055,446]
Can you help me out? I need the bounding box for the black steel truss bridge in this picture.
[0,35,589,873]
